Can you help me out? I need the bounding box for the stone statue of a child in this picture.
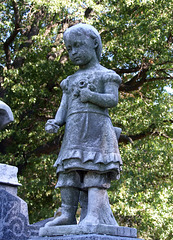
[45,23,122,227]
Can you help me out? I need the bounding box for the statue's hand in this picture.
[80,88,91,103]
[45,119,60,133]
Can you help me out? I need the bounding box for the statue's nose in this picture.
[72,48,77,55]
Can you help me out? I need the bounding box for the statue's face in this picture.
[65,32,97,67]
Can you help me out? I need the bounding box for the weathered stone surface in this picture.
[0,163,21,187]
[29,234,144,240]
[44,23,122,229]
[0,100,14,130]
[0,164,39,240]
[39,225,137,238]
[0,189,30,240]
[29,218,54,238]
[28,24,144,240]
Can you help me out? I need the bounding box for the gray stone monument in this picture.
[0,163,45,240]
[0,107,40,239]
[0,164,31,240]
[30,23,144,240]
[0,100,14,130]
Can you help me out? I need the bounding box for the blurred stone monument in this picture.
[0,164,31,240]
[0,101,29,239]
[0,101,40,239]
[0,163,46,240]
[0,100,14,130]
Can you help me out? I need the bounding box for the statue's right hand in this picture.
[45,119,59,133]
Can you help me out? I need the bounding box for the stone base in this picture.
[38,225,138,238]
[29,234,143,240]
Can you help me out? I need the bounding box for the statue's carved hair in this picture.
[63,23,102,62]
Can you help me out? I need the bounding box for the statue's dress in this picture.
[54,69,122,180]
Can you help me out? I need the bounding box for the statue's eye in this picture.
[74,42,81,47]
[67,46,72,51]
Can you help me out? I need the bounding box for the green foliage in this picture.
[0,1,172,239]
[109,136,173,239]
[18,154,60,223]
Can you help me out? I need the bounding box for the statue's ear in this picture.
[93,38,99,49]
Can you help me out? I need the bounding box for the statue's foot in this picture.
[45,215,76,227]
[79,214,99,226]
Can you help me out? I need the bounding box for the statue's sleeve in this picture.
[60,77,69,93]
[54,78,69,126]
[103,70,122,89]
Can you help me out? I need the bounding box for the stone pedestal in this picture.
[29,234,143,240]
[39,225,137,238]
[28,224,144,240]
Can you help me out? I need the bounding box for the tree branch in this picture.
[84,7,93,18]
[119,122,173,143]
[146,76,173,83]
[115,66,141,74]
[26,135,63,158]
[19,123,172,160]
[119,75,173,92]
[119,124,155,143]
[118,61,149,92]
[3,0,20,69]
[119,61,173,92]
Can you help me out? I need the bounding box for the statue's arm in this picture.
[45,93,67,133]
[80,83,119,108]
[54,93,68,126]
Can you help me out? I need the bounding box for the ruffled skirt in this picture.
[54,112,122,180]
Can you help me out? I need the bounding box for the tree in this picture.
[0,0,172,239]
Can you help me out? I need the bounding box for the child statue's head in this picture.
[63,23,102,62]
